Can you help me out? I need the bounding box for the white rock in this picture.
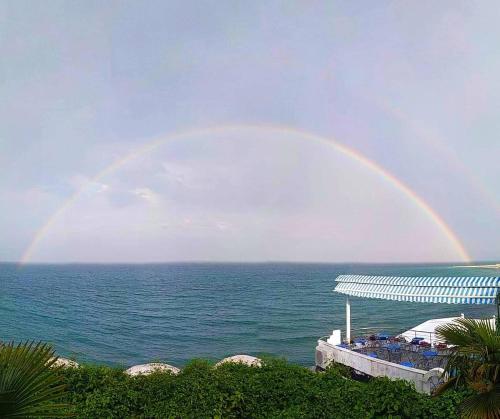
[125,363,180,376]
[215,355,262,367]
[52,357,79,368]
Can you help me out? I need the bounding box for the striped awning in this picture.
[335,275,500,305]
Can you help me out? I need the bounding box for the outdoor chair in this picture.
[406,350,421,366]
[422,350,438,369]
[386,343,401,362]
[354,337,367,348]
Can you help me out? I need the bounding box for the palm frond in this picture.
[460,385,500,419]
[433,376,459,396]
[0,341,69,418]
[434,317,500,418]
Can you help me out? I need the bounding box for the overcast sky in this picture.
[1,1,499,263]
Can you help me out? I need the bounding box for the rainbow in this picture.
[379,99,500,214]
[19,124,471,264]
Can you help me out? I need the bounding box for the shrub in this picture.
[58,358,464,418]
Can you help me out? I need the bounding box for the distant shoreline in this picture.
[454,263,500,269]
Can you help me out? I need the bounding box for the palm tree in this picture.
[0,341,69,417]
[435,317,500,419]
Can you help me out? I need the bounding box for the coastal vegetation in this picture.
[2,340,489,418]
[436,318,500,419]
[57,359,463,418]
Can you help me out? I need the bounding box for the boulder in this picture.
[215,354,262,367]
[52,357,79,368]
[125,362,180,376]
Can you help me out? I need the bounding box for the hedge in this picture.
[58,358,464,418]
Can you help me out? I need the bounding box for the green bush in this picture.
[58,359,464,418]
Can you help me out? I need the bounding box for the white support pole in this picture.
[346,295,351,343]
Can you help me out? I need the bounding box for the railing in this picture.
[404,329,437,343]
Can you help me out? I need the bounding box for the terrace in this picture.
[315,275,499,394]
[347,335,449,371]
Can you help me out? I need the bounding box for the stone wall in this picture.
[315,340,443,394]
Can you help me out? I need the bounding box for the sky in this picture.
[1,0,499,263]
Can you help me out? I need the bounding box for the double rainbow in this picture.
[20,124,471,264]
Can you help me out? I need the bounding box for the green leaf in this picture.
[0,341,70,418]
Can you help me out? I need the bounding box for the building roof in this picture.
[399,316,495,344]
[335,275,500,305]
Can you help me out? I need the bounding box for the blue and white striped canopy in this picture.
[335,275,500,305]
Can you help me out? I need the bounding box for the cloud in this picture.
[68,175,109,195]
[131,187,160,205]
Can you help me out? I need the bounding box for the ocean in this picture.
[0,263,496,368]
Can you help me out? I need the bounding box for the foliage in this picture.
[59,358,464,418]
[0,341,68,418]
[436,318,500,419]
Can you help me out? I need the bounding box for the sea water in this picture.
[0,263,495,367]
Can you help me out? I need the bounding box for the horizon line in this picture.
[8,259,499,267]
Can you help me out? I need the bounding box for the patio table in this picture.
[377,333,390,340]
[386,343,401,352]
